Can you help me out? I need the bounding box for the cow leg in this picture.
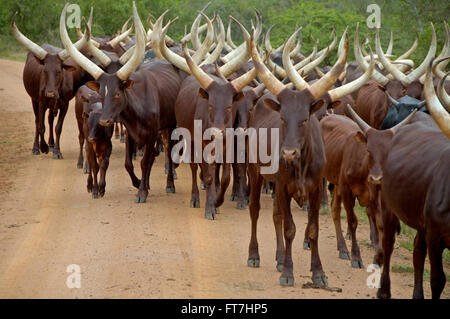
[341,188,363,268]
[199,164,206,190]
[86,144,94,194]
[31,100,41,155]
[162,130,175,193]
[247,164,263,267]
[307,187,328,287]
[214,162,231,208]
[261,179,270,194]
[331,186,350,260]
[236,162,249,209]
[38,103,48,154]
[321,178,329,208]
[98,143,112,198]
[377,205,399,299]
[427,234,446,299]
[52,102,68,159]
[83,139,90,174]
[277,185,295,286]
[273,191,284,272]
[88,145,99,199]
[76,116,84,169]
[202,162,217,220]
[412,230,427,299]
[114,122,120,139]
[190,163,200,208]
[125,134,140,188]
[367,205,379,248]
[47,110,55,151]
[230,162,239,201]
[120,123,126,143]
[135,140,156,203]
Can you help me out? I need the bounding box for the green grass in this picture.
[0,36,27,61]
[392,265,450,282]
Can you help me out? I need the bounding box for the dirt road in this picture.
[0,58,447,299]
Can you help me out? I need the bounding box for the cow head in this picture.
[60,2,146,127]
[252,28,374,163]
[347,104,417,184]
[381,93,426,129]
[233,84,265,131]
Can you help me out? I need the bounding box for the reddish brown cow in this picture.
[12,13,89,158]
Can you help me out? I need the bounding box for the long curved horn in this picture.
[316,27,337,57]
[283,28,310,92]
[396,32,419,60]
[85,37,112,67]
[424,61,450,137]
[251,31,285,96]
[376,23,436,86]
[328,52,374,102]
[293,41,318,71]
[116,2,145,81]
[189,2,211,50]
[354,23,389,86]
[386,91,400,106]
[386,30,394,56]
[158,20,191,74]
[192,12,214,65]
[437,70,450,111]
[230,67,257,93]
[265,25,279,56]
[432,54,450,80]
[218,16,252,78]
[107,23,134,48]
[346,104,371,133]
[11,12,48,60]
[390,109,417,133]
[308,31,349,99]
[201,15,225,65]
[60,5,104,79]
[58,20,90,61]
[226,19,237,49]
[76,7,94,39]
[182,41,213,89]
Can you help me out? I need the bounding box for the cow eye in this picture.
[114,92,120,99]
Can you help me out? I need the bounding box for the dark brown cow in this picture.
[245,28,373,286]
[377,66,450,299]
[12,13,89,158]
[320,106,416,268]
[61,3,180,203]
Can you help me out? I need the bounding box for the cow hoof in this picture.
[200,182,206,190]
[303,241,310,250]
[87,187,92,193]
[271,192,276,199]
[230,194,236,201]
[173,171,178,180]
[92,193,99,199]
[205,209,216,220]
[166,186,175,193]
[115,135,120,140]
[236,201,247,210]
[190,199,200,208]
[320,202,329,209]
[312,273,328,287]
[99,192,105,198]
[280,276,294,286]
[40,144,49,154]
[351,259,364,269]
[165,168,168,175]
[137,151,144,157]
[53,153,63,159]
[77,163,83,169]
[346,233,351,240]
[83,168,89,174]
[376,290,391,299]
[32,149,40,155]
[261,187,270,194]
[135,196,147,203]
[120,138,126,143]
[247,258,260,268]
[339,251,350,260]
[276,263,283,272]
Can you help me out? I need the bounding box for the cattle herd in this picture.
[10,1,449,299]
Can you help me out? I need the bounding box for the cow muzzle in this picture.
[368,174,382,185]
[99,118,114,127]
[281,147,300,162]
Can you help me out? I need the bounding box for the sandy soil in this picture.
[0,58,448,299]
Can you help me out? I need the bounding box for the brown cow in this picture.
[377,65,450,299]
[12,13,89,158]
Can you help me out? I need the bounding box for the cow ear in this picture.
[122,79,134,90]
[198,88,209,100]
[354,131,367,144]
[310,99,325,114]
[264,99,281,112]
[33,55,44,65]
[329,101,342,110]
[86,81,100,92]
[63,64,77,72]
[233,92,245,103]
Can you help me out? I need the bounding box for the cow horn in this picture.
[202,15,225,65]
[230,67,257,93]
[283,28,310,92]
[437,70,450,112]
[386,91,400,106]
[214,62,228,82]
[346,104,371,134]
[218,16,252,78]
[150,10,169,60]
[265,25,279,56]
[226,19,237,49]
[390,109,417,134]
[308,31,349,99]
[76,7,94,39]
[293,41,318,71]
[116,2,145,81]
[424,61,450,137]
[432,55,450,80]
[58,18,91,61]
[107,22,134,48]
[182,41,214,89]
[11,12,48,60]
[251,30,285,96]
[316,26,337,58]
[328,52,375,102]
[85,37,112,67]
[386,30,394,56]
[121,16,133,34]
[60,5,104,80]
[376,23,436,86]
[192,12,214,65]
[354,23,389,86]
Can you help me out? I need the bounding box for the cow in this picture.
[377,64,450,299]
[61,3,180,203]
[381,94,427,129]
[11,12,90,159]
[245,28,373,287]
